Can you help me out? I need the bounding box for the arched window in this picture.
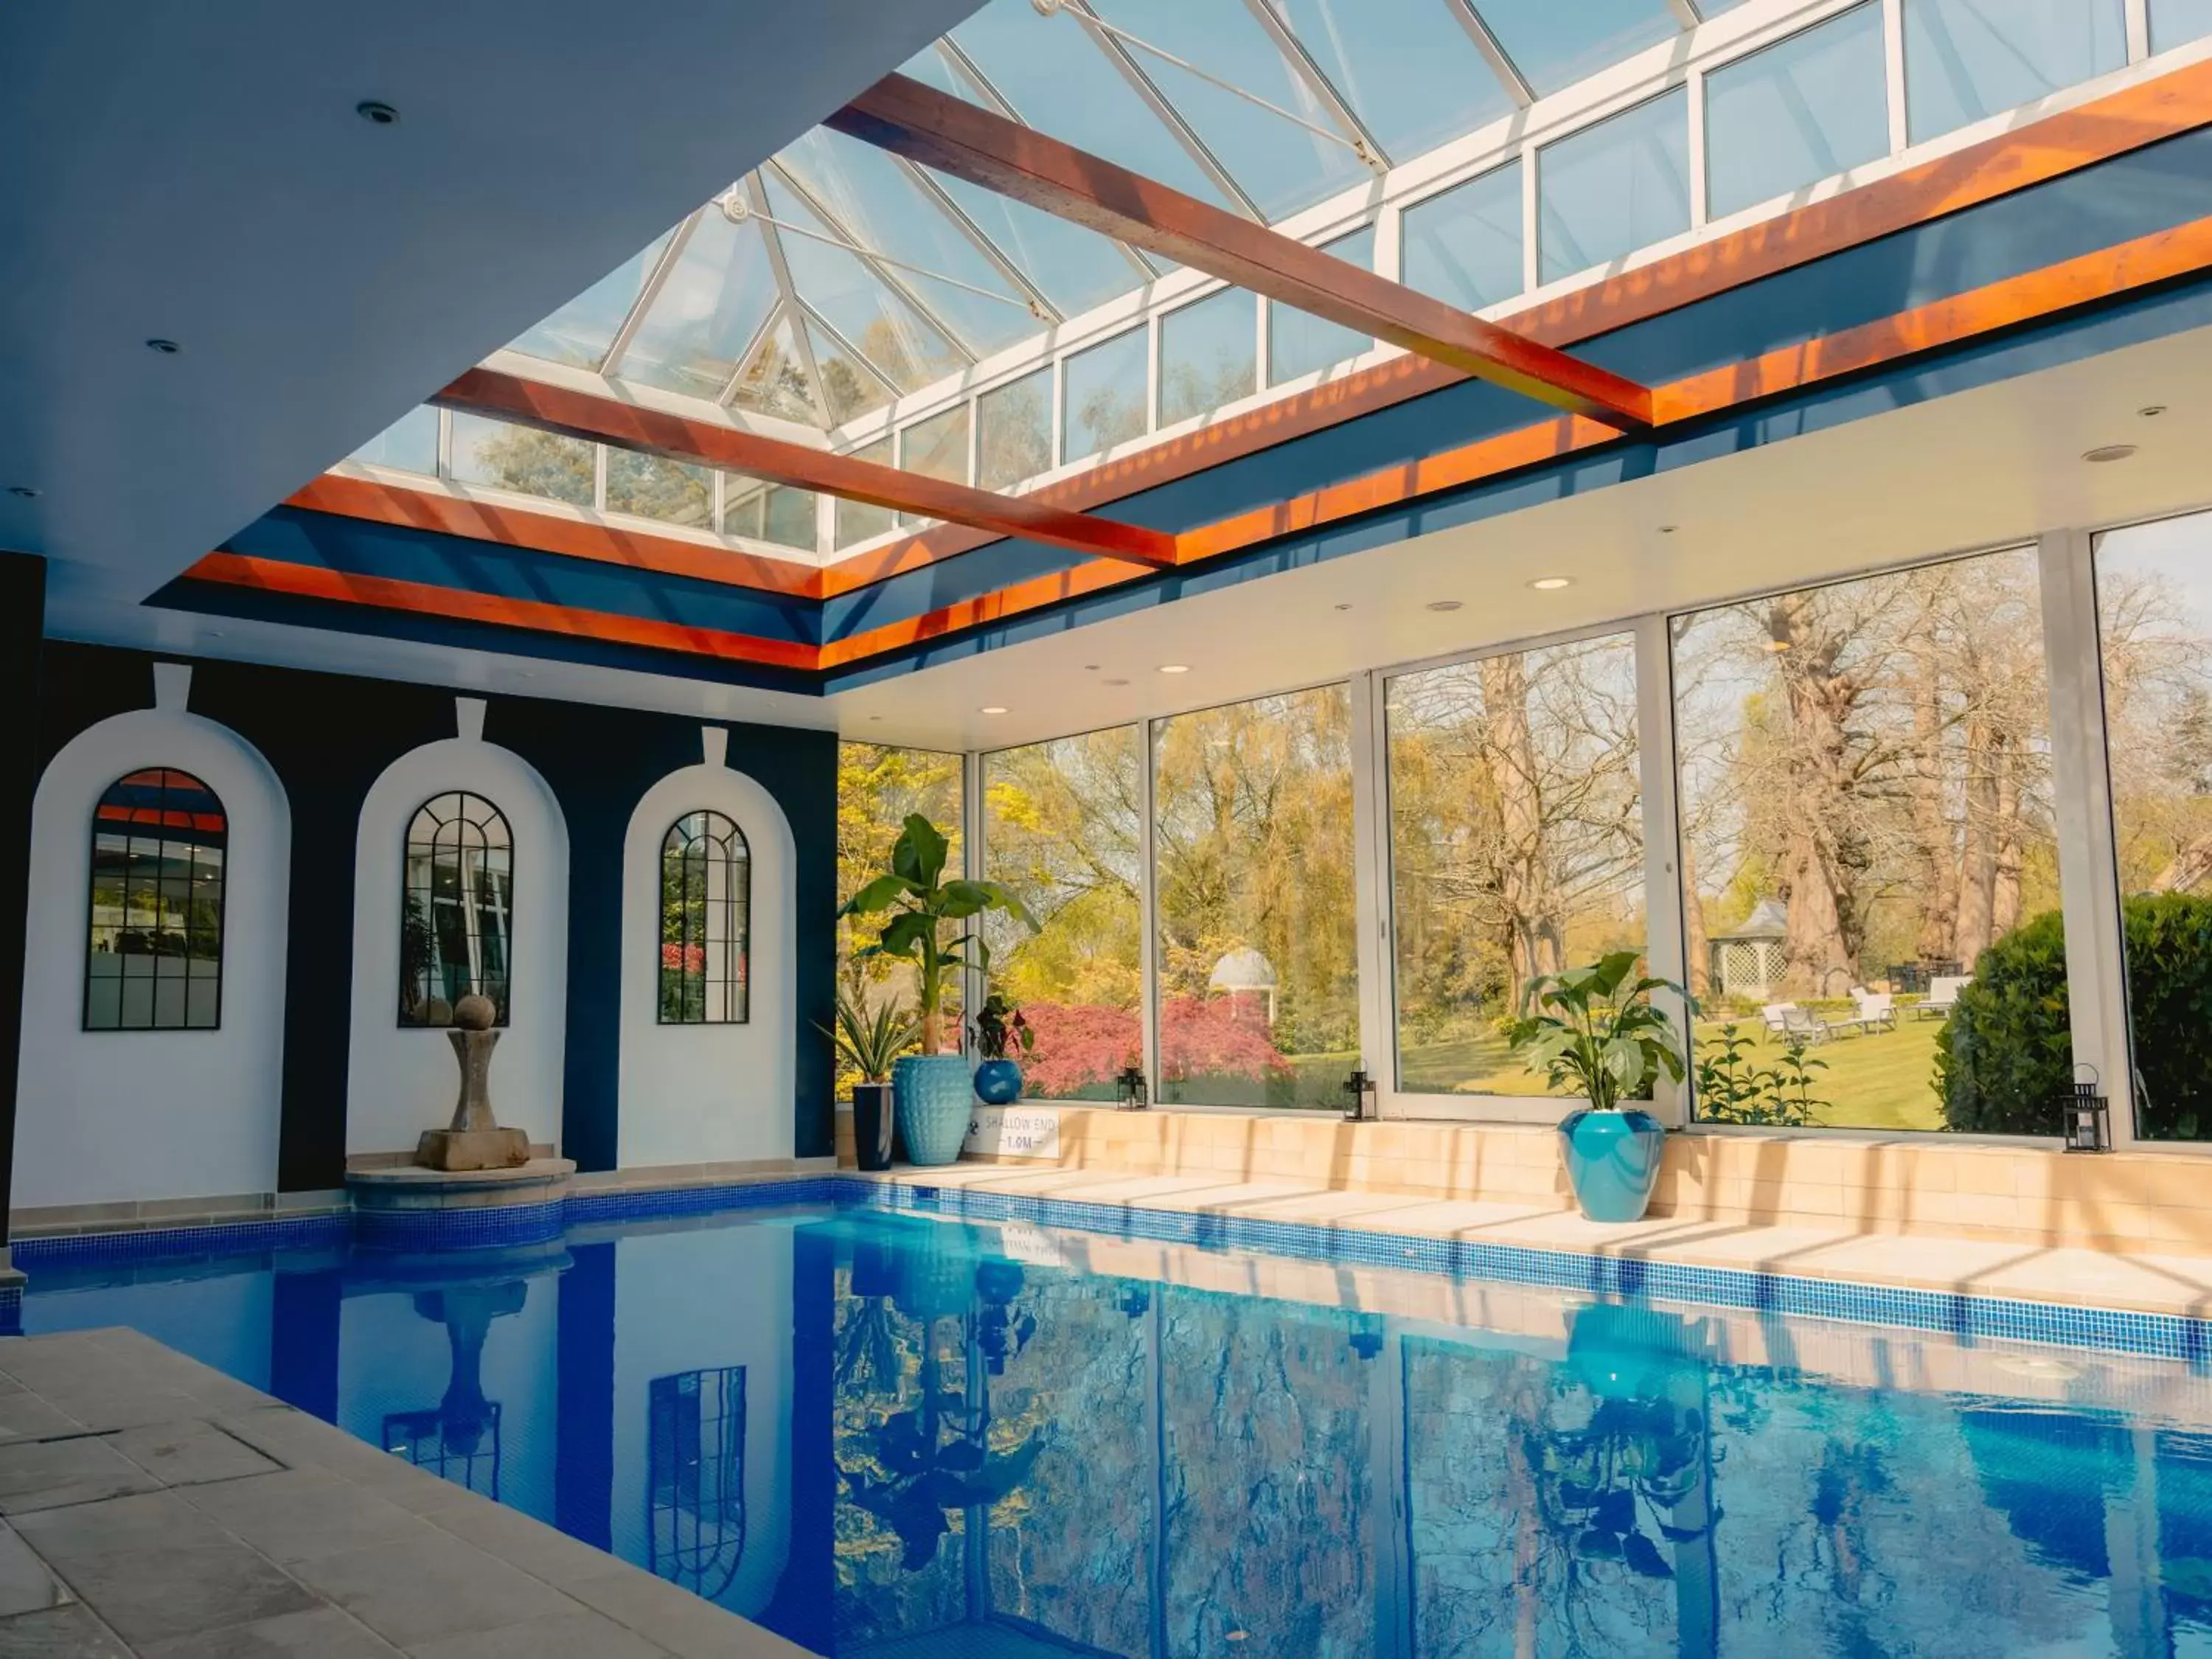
[659,811,749,1024]
[85,768,226,1031]
[401,792,512,1027]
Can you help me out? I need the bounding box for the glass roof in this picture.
[507,0,1739,434]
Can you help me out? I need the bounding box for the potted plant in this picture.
[839,814,1037,1166]
[970,991,1033,1105]
[826,987,917,1172]
[1507,950,1686,1223]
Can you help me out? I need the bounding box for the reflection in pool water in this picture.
[23,1203,2212,1656]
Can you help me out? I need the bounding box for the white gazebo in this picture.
[1208,947,1279,1024]
[1709,898,1789,1000]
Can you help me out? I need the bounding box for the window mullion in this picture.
[1635,612,1691,1128]
[2037,527,2138,1147]
[1140,718,1161,1101]
[1350,669,1397,1117]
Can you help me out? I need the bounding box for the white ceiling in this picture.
[0,0,983,655]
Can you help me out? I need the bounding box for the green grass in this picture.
[1707,1018,1947,1132]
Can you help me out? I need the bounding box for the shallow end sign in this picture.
[964,1104,1061,1160]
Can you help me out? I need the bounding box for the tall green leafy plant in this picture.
[1507,950,1686,1111]
[839,814,1037,1056]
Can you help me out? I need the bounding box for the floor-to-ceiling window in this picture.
[2096,510,2212,1140]
[837,742,965,1059]
[1385,633,1645,1102]
[981,728,1145,1101]
[1152,686,1357,1109]
[1672,549,2070,1133]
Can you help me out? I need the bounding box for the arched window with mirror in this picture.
[84,768,227,1031]
[400,791,512,1027]
[659,811,749,1024]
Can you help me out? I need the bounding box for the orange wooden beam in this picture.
[826,72,1653,431]
[431,367,1182,571]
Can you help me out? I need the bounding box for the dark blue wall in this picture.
[35,644,840,1189]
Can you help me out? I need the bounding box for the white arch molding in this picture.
[617,726,798,1169]
[15,669,291,1208]
[347,700,569,1158]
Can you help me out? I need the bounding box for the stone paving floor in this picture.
[0,1327,804,1658]
[858,1163,2212,1319]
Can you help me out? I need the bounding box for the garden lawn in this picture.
[1699,1018,1947,1132]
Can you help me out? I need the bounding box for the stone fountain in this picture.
[346,991,574,1241]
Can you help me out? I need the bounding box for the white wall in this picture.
[15,681,291,1208]
[347,703,568,1156]
[616,728,797,1169]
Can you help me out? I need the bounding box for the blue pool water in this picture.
[21,1194,2212,1658]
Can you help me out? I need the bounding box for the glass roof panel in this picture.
[804,315,897,425]
[1477,0,1684,97]
[1274,0,1514,163]
[950,1,1241,212]
[728,310,823,426]
[774,130,1042,358]
[615,209,777,401]
[761,172,964,397]
[1088,0,1371,219]
[508,231,672,371]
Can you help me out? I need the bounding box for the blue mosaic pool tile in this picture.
[18,1171,2212,1364]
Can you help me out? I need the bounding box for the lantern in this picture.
[2061,1065,2110,1152]
[1342,1065,1377,1123]
[1116,1063,1149,1113]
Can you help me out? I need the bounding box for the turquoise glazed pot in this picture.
[894,1054,974,1166]
[1558,1107,1666,1222]
[973,1058,1024,1105]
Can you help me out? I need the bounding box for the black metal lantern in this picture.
[2061,1065,2111,1152]
[1116,1063,1149,1113]
[1342,1065,1377,1122]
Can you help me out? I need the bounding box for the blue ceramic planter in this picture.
[974,1058,1024,1105]
[1558,1107,1666,1222]
[894,1054,974,1166]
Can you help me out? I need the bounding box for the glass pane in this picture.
[1159,288,1258,426]
[1402,163,1524,313]
[978,368,1053,490]
[776,130,1037,358]
[1267,225,1374,387]
[983,728,1145,1100]
[1090,0,1369,221]
[835,437,896,548]
[807,318,897,426]
[1279,0,1513,163]
[1388,634,1644,1098]
[1062,329,1149,463]
[2152,0,2212,50]
[605,451,712,528]
[838,743,966,1061]
[2095,511,2212,1139]
[351,406,438,475]
[762,172,964,394]
[950,3,1240,212]
[1478,0,1683,97]
[1672,547,2067,1133]
[900,402,971,486]
[617,211,778,401]
[729,312,824,427]
[726,477,819,550]
[1538,87,1691,285]
[1154,686,1358,1107]
[447,412,594,507]
[1903,0,2126,145]
[511,229,672,370]
[1705,4,1891,221]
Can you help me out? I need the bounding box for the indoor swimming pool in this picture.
[19,1189,2212,1658]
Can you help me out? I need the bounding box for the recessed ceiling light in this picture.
[7,486,37,499]
[979,705,1009,714]
[1083,663,1101,670]
[1103,677,1130,686]
[867,714,882,722]
[1425,599,1463,613]
[2140,405,2168,418]
[145,338,181,355]
[1158,664,1191,674]
[356,100,400,125]
[2084,444,2138,463]
[1657,524,1679,535]
[1528,576,1573,591]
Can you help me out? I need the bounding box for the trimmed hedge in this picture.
[1937,893,2212,1138]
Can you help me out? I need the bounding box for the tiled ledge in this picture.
[950,1105,2212,1258]
[0,1326,806,1655]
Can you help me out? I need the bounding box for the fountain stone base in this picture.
[415,1126,531,1172]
